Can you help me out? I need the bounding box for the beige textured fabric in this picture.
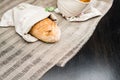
[0,0,113,80]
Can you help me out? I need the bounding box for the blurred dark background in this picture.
[41,0,120,80]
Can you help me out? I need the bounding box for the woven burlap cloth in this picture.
[0,0,113,80]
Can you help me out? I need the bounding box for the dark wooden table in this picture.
[41,0,120,80]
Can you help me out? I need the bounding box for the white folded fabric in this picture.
[56,0,102,21]
[0,3,57,42]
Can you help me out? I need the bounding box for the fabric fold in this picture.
[66,6,102,21]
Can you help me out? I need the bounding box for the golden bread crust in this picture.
[30,18,61,43]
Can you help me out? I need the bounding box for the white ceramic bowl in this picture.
[57,0,90,17]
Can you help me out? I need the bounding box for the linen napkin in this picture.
[56,22,96,67]
[0,3,57,42]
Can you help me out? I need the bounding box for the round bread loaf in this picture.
[29,18,61,43]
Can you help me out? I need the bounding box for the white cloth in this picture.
[0,3,57,42]
[56,0,102,21]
